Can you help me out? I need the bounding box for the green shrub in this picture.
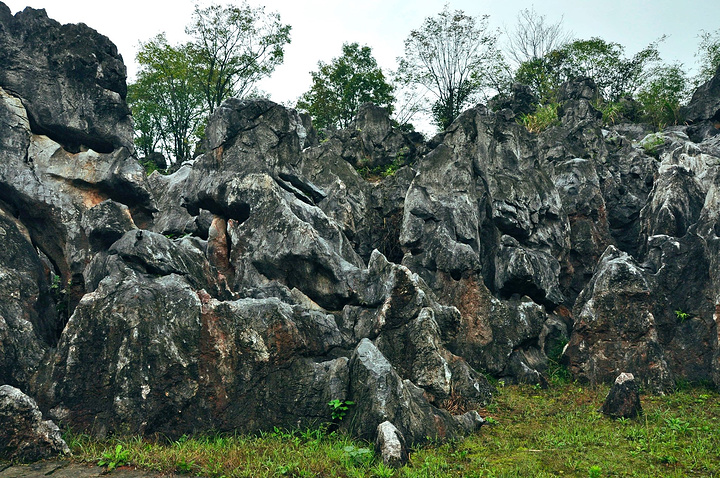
[598,101,624,125]
[637,64,689,129]
[517,102,560,133]
[328,399,355,421]
[357,159,404,180]
[675,309,691,322]
[640,133,665,157]
[342,445,374,467]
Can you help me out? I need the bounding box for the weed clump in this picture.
[517,103,560,133]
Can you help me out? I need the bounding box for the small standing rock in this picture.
[0,385,70,462]
[601,372,643,419]
[453,410,486,432]
[375,421,408,468]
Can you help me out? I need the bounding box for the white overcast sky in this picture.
[3,0,720,106]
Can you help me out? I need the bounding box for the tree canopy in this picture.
[187,3,291,114]
[696,29,720,85]
[127,3,718,155]
[127,2,290,165]
[297,43,394,132]
[637,64,690,128]
[504,7,572,67]
[397,6,508,130]
[515,37,663,104]
[128,34,205,162]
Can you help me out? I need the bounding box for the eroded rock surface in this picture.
[600,373,643,419]
[683,63,720,141]
[0,385,69,462]
[0,4,132,152]
[375,421,409,468]
[2,1,720,458]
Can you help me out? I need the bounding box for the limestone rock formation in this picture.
[2,0,720,459]
[683,63,720,141]
[375,421,409,468]
[0,385,69,462]
[0,3,133,152]
[0,206,50,387]
[565,246,673,391]
[0,6,153,392]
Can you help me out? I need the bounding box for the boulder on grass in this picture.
[600,372,643,419]
[375,421,408,468]
[0,385,69,462]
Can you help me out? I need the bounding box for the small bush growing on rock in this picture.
[546,339,571,385]
[640,133,665,157]
[517,102,560,132]
[328,399,355,421]
[637,64,690,129]
[675,309,690,322]
[598,101,624,125]
[357,156,407,180]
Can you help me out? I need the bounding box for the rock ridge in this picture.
[1,1,720,459]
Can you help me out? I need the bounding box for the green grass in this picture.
[62,383,720,477]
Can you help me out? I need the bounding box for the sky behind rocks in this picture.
[4,0,720,106]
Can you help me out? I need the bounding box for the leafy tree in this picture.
[514,54,562,104]
[397,6,507,130]
[505,7,572,67]
[186,2,291,114]
[297,43,394,132]
[516,37,663,104]
[128,2,291,165]
[127,82,163,159]
[637,64,690,129]
[129,34,205,163]
[695,29,720,85]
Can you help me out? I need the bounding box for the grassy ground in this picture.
[64,381,720,477]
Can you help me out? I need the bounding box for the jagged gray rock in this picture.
[30,87,493,445]
[348,339,473,444]
[550,157,612,302]
[3,2,720,458]
[682,63,720,141]
[0,385,69,462]
[300,105,416,263]
[565,246,674,392]
[0,4,133,152]
[0,206,52,388]
[488,83,539,116]
[147,165,211,239]
[402,105,568,305]
[375,421,408,468]
[0,83,153,329]
[81,199,137,253]
[600,373,643,419]
[337,103,422,171]
[37,257,350,436]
